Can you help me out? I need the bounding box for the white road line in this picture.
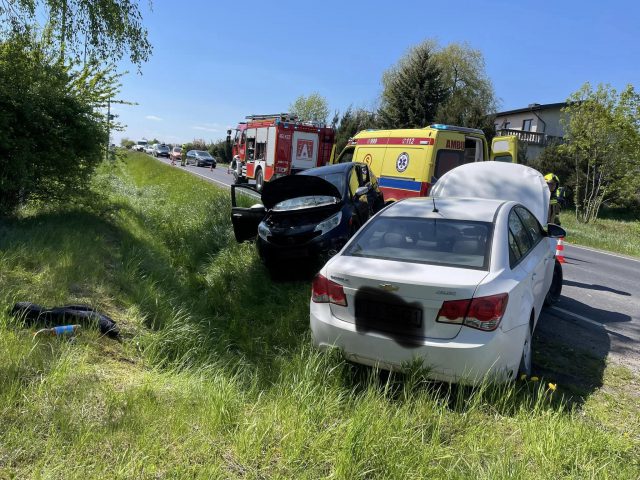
[550,306,609,331]
[567,243,640,263]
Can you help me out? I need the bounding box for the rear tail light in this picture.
[436,293,508,331]
[311,274,347,306]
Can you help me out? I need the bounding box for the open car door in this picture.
[490,135,519,163]
[230,185,265,242]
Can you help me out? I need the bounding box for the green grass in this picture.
[561,211,640,258]
[1,152,638,479]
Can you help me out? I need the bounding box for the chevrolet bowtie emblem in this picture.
[379,283,399,292]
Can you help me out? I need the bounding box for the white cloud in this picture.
[192,125,219,133]
[145,115,163,121]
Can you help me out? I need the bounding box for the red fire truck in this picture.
[227,113,336,191]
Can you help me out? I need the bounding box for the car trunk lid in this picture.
[326,256,489,340]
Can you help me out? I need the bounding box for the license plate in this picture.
[355,298,423,333]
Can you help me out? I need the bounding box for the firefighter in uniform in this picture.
[545,173,565,225]
[181,143,187,167]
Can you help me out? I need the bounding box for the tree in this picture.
[332,107,379,154]
[560,83,640,222]
[378,40,448,129]
[0,0,152,67]
[289,93,329,124]
[432,42,497,130]
[0,35,110,213]
[120,138,135,149]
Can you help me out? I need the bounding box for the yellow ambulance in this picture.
[335,124,518,202]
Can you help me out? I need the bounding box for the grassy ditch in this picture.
[561,210,640,258]
[0,152,638,479]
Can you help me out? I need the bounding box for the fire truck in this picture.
[227,113,336,191]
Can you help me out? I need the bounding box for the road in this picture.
[151,154,640,376]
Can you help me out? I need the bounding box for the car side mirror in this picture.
[547,223,566,238]
[355,185,370,199]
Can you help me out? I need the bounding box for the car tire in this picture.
[255,169,264,192]
[517,318,533,378]
[212,163,216,169]
[544,259,563,307]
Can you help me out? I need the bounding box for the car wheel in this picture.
[544,259,563,306]
[255,169,264,192]
[212,163,216,169]
[517,319,533,378]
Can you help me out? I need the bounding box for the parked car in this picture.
[231,162,385,267]
[186,150,216,167]
[145,144,156,155]
[170,146,182,162]
[154,144,170,158]
[310,162,565,385]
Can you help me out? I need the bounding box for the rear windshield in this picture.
[344,217,493,270]
[195,150,212,157]
[272,195,339,212]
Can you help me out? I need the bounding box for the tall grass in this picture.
[562,211,640,257]
[0,152,638,478]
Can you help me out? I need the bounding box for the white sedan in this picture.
[310,163,565,384]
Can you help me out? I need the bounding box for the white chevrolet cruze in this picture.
[310,162,565,384]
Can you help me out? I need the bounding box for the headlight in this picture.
[258,222,270,239]
[314,211,342,235]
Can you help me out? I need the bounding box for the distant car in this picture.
[310,162,565,385]
[170,146,182,161]
[154,144,170,158]
[145,144,156,155]
[186,150,216,167]
[231,162,385,267]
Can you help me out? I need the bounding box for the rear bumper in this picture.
[310,302,526,385]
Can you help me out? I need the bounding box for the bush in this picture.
[0,36,106,214]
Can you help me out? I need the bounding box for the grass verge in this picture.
[561,211,640,258]
[0,152,638,479]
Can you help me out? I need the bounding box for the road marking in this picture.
[550,306,608,330]
[568,244,640,264]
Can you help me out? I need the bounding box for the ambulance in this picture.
[335,124,518,202]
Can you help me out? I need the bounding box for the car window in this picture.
[434,149,466,180]
[338,146,355,164]
[508,230,522,267]
[348,169,359,196]
[508,209,533,259]
[515,206,544,245]
[357,165,370,185]
[345,217,493,270]
[308,172,346,198]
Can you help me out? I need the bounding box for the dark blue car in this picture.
[231,162,384,267]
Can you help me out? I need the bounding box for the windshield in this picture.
[344,217,493,270]
[195,150,212,157]
[301,172,345,198]
[173,147,181,152]
[272,195,339,212]
[158,145,169,151]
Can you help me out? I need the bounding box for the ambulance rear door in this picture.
[490,135,519,163]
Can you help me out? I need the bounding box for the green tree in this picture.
[0,0,152,67]
[289,93,330,124]
[120,138,135,149]
[560,83,640,222]
[332,107,379,154]
[432,42,497,130]
[378,40,448,129]
[0,35,112,213]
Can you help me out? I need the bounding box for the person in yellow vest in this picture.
[181,143,187,167]
[545,173,565,224]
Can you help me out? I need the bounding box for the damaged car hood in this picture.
[261,174,342,210]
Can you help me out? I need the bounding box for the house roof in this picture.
[495,102,567,117]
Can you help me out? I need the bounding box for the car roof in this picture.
[381,197,506,223]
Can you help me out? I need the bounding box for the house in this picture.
[494,102,566,161]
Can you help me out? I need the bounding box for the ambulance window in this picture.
[434,150,464,179]
[338,147,354,164]
[464,137,482,163]
[494,154,513,163]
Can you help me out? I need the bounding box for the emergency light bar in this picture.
[429,124,484,135]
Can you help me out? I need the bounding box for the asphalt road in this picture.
[151,154,640,375]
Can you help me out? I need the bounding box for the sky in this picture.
[114,0,640,145]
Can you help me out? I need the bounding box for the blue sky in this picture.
[114,0,640,144]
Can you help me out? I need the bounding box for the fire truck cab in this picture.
[228,113,335,191]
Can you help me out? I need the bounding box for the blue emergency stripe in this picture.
[379,177,422,192]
